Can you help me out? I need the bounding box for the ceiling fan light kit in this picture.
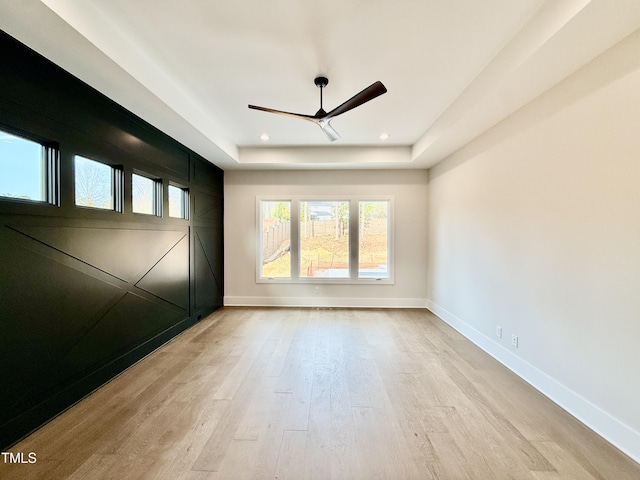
[249,77,387,141]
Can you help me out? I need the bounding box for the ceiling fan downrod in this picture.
[314,76,329,116]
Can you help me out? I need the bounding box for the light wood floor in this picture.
[2,307,638,479]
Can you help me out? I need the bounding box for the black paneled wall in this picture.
[0,31,223,449]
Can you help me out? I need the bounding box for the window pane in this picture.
[300,201,349,278]
[132,173,155,214]
[0,130,45,201]
[75,156,114,209]
[169,184,187,219]
[359,201,389,278]
[261,201,291,278]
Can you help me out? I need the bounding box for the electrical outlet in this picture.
[511,334,518,348]
[495,326,502,338]
[314,286,320,295]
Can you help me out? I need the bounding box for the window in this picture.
[132,172,162,216]
[0,128,58,204]
[74,155,123,211]
[168,184,189,219]
[358,201,389,279]
[260,201,291,278]
[258,196,393,283]
[300,200,349,278]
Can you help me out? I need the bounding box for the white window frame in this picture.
[257,195,394,284]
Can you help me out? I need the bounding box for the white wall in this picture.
[427,30,640,461]
[224,169,428,308]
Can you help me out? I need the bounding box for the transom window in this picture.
[168,184,189,219]
[74,155,123,212]
[132,172,162,216]
[0,128,58,205]
[258,196,393,283]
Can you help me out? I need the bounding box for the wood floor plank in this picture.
[531,441,601,480]
[191,339,280,472]
[151,398,230,479]
[302,312,360,479]
[274,429,308,480]
[2,307,638,480]
[426,431,476,479]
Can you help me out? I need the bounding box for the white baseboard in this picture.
[224,296,428,309]
[426,299,640,465]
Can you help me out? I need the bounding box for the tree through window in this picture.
[74,156,115,210]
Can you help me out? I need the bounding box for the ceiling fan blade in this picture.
[318,119,341,142]
[248,104,315,121]
[324,81,387,119]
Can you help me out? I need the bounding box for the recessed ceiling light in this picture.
[379,133,390,140]
[259,133,270,141]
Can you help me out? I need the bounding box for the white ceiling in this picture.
[1,0,640,169]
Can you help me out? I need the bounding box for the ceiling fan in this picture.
[248,77,387,141]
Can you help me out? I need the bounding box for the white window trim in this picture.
[257,195,394,285]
